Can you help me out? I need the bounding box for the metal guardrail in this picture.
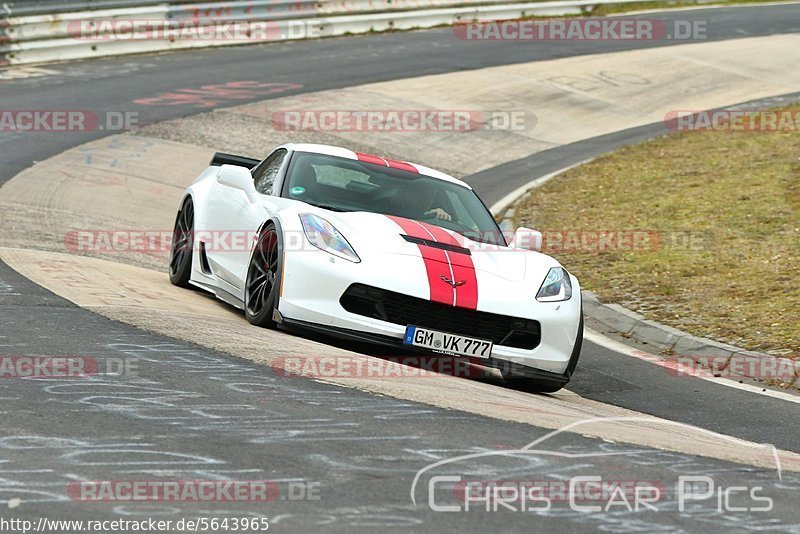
[3,1,169,17]
[0,0,649,66]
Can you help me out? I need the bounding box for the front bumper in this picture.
[278,316,574,386]
[277,247,582,375]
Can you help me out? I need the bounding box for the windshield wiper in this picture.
[307,202,350,212]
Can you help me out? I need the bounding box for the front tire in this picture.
[244,223,282,328]
[169,197,194,288]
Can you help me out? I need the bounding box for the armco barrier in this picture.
[0,0,659,66]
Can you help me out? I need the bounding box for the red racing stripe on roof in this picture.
[355,152,419,173]
[354,152,388,166]
[384,159,419,173]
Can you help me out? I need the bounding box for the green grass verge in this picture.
[586,0,792,16]
[513,105,800,359]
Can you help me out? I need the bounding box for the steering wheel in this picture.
[420,214,474,235]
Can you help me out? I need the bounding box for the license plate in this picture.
[403,326,493,359]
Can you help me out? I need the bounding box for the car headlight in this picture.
[299,213,360,263]
[536,267,572,302]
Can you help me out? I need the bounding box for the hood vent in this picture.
[401,234,471,256]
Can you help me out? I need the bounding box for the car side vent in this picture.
[401,234,471,255]
[198,241,213,275]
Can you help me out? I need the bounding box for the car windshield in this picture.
[282,152,506,246]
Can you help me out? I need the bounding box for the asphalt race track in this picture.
[1,4,799,532]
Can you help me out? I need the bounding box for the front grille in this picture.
[340,283,540,350]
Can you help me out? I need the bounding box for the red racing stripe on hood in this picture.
[415,221,479,310]
[387,215,454,306]
[387,216,478,309]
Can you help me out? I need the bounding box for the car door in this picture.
[205,149,288,295]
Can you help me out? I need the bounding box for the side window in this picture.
[252,149,287,195]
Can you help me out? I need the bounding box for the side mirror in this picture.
[511,227,543,251]
[217,165,257,201]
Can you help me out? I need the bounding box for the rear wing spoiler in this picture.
[210,152,260,169]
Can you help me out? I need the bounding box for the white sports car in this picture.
[169,143,582,392]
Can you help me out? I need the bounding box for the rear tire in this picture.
[244,223,283,328]
[502,312,583,393]
[168,197,194,288]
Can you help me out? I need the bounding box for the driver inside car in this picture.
[391,182,453,221]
